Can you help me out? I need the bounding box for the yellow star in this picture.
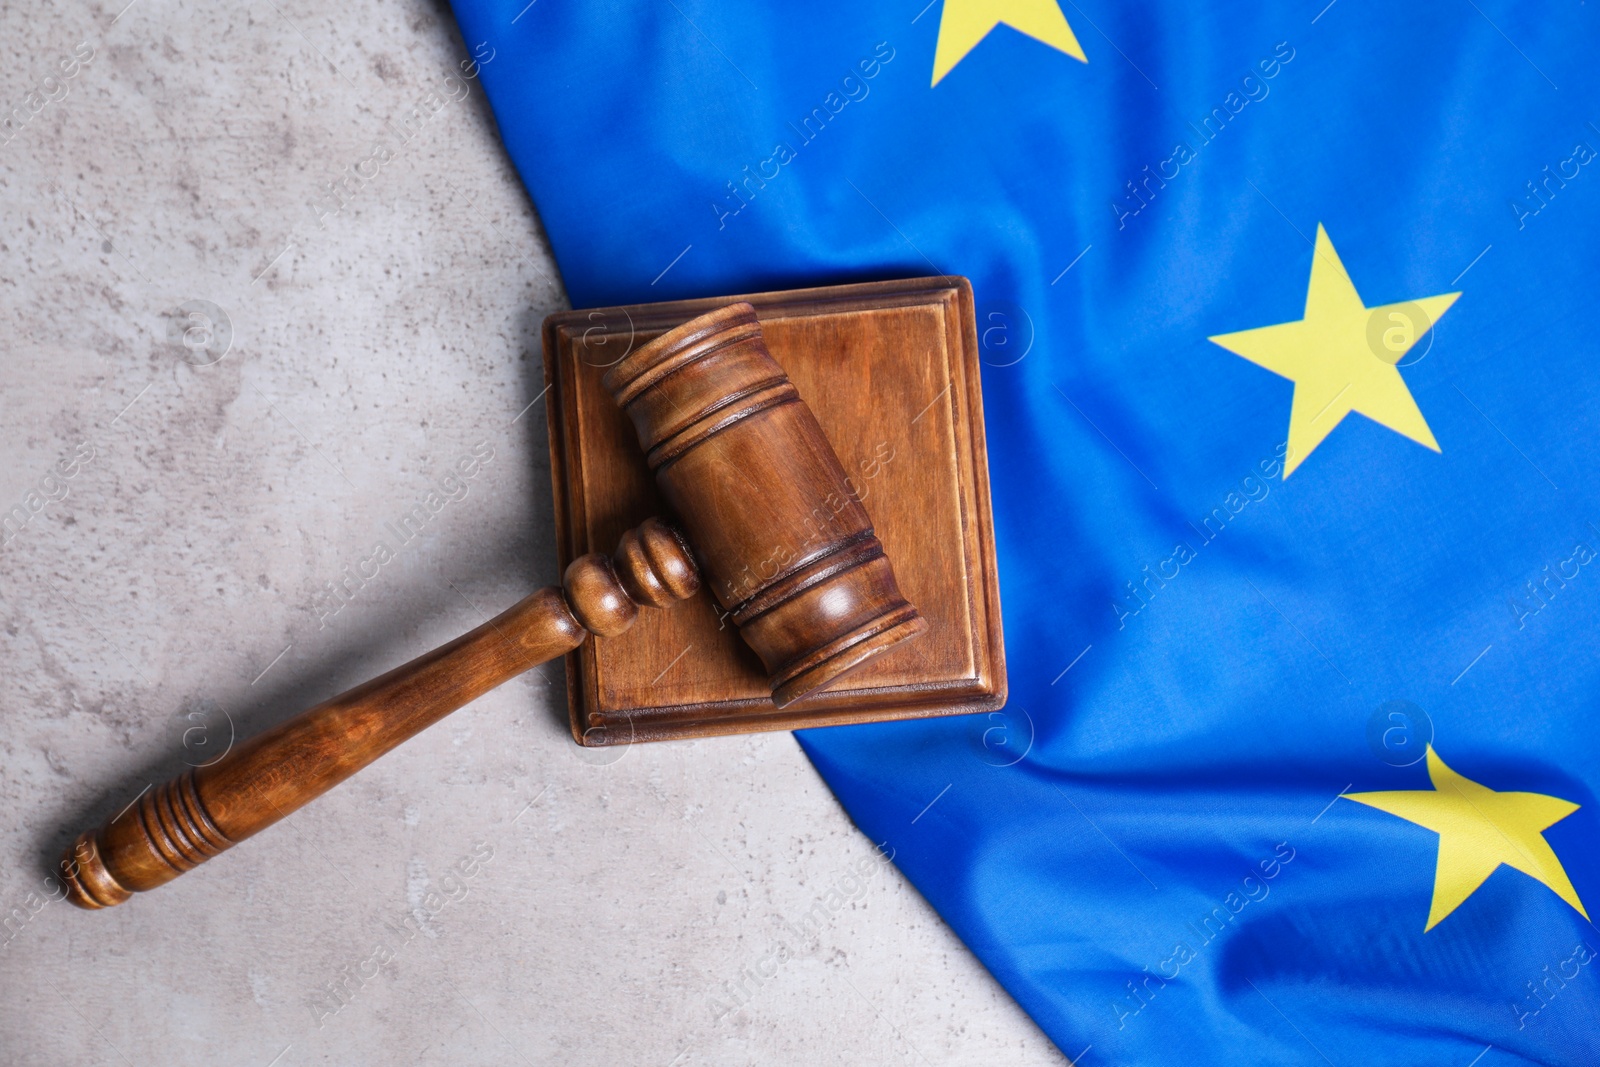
[1209,224,1460,477]
[930,0,1086,86]
[1345,746,1587,932]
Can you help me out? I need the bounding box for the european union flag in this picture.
[446,0,1600,1061]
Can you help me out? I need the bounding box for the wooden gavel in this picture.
[61,303,925,909]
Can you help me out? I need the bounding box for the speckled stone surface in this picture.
[0,0,1053,1062]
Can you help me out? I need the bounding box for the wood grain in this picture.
[62,277,1006,908]
[60,519,699,909]
[601,302,926,709]
[543,276,1006,743]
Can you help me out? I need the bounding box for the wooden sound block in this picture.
[543,276,1005,744]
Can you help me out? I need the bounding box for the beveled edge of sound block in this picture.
[542,275,1005,744]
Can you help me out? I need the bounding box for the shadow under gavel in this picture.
[61,302,925,909]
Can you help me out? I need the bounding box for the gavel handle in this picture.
[60,518,698,909]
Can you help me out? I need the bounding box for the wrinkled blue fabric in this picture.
[445,2,1600,1061]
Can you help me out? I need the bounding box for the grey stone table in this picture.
[0,0,1056,1063]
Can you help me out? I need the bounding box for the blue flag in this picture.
[446,1,1600,1062]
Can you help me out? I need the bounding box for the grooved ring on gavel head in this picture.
[601,302,926,706]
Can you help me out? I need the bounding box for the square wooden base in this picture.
[542,276,1004,744]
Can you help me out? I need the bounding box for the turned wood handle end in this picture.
[62,517,701,910]
[61,769,231,909]
[60,832,130,910]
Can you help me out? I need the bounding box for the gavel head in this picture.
[603,302,926,707]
